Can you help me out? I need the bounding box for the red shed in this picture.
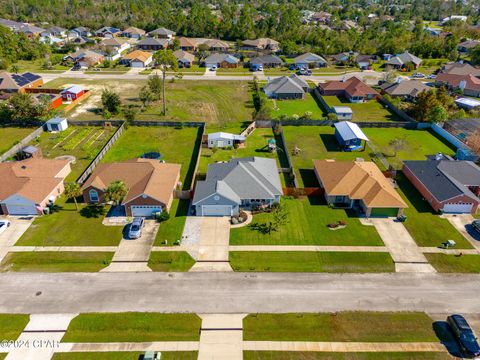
[60,85,85,102]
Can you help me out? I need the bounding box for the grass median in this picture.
[0,314,30,340]
[148,251,196,271]
[425,254,480,273]
[243,352,450,360]
[52,352,198,360]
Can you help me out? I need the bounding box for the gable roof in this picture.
[242,38,279,48]
[208,132,246,141]
[137,37,168,46]
[458,40,480,49]
[123,26,145,35]
[148,27,175,36]
[204,53,238,64]
[122,50,152,63]
[17,24,45,34]
[60,85,84,94]
[380,79,430,97]
[334,121,369,141]
[250,55,283,65]
[387,51,422,66]
[204,39,229,49]
[173,50,195,63]
[95,26,120,35]
[81,159,181,205]
[177,37,198,48]
[318,76,378,98]
[100,37,128,47]
[436,73,480,92]
[314,160,407,208]
[293,52,327,64]
[263,74,308,95]
[442,63,480,77]
[0,72,42,90]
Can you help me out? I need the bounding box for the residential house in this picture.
[137,37,168,51]
[311,11,332,24]
[177,37,197,51]
[0,18,24,31]
[192,157,283,216]
[314,160,408,217]
[148,27,175,40]
[173,50,195,68]
[207,132,246,148]
[386,51,422,70]
[441,62,480,77]
[242,38,280,51]
[16,24,45,38]
[333,121,368,150]
[63,50,104,68]
[293,53,327,69]
[71,27,91,37]
[0,72,43,93]
[203,39,230,52]
[332,106,353,121]
[317,77,378,103]
[99,38,131,60]
[355,55,377,70]
[81,159,181,217]
[0,158,71,215]
[424,27,442,36]
[458,40,480,53]
[403,159,480,214]
[121,50,153,68]
[435,73,480,97]
[331,52,356,65]
[39,34,65,47]
[263,74,309,99]
[441,15,467,25]
[250,55,283,69]
[95,26,121,38]
[70,36,91,46]
[380,79,430,100]
[204,53,239,69]
[44,117,68,132]
[122,27,145,39]
[60,85,86,101]
[42,26,67,38]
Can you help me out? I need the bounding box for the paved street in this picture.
[0,272,479,314]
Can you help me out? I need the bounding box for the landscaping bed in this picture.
[243,352,451,360]
[148,251,196,271]
[62,313,202,342]
[0,314,30,340]
[53,352,198,360]
[322,96,402,122]
[0,127,38,155]
[425,254,480,273]
[229,251,394,272]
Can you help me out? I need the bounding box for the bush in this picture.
[156,211,170,222]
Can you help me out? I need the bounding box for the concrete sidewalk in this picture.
[58,341,199,352]
[443,214,480,251]
[0,217,34,262]
[228,245,389,252]
[11,246,118,252]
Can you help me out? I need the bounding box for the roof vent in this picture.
[21,165,27,169]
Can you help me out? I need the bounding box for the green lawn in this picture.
[148,251,196,271]
[323,96,402,122]
[62,313,202,342]
[362,128,456,170]
[16,197,124,246]
[396,174,473,248]
[271,93,324,120]
[102,126,201,189]
[244,352,451,360]
[217,67,252,75]
[10,59,70,73]
[282,126,372,187]
[0,314,30,340]
[230,197,384,246]
[30,126,116,181]
[0,252,113,272]
[154,199,189,246]
[175,64,205,74]
[425,254,480,273]
[0,127,37,155]
[243,312,438,342]
[53,352,198,360]
[230,251,394,272]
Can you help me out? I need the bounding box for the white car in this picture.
[0,220,11,235]
[210,65,217,71]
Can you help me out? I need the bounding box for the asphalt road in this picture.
[1,272,480,314]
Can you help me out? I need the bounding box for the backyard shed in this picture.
[60,85,85,101]
[332,106,353,120]
[207,132,246,148]
[334,121,368,151]
[44,117,68,132]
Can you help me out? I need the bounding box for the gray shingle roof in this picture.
[387,51,422,66]
[263,74,308,95]
[250,55,283,65]
[204,53,238,64]
[293,52,327,64]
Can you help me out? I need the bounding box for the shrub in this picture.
[156,211,170,222]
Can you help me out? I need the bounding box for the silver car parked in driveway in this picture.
[128,217,144,239]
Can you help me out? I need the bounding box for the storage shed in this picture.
[45,117,68,132]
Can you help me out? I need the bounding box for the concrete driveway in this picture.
[0,217,34,262]
[443,214,480,251]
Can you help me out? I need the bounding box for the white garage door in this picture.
[7,204,37,215]
[131,61,144,68]
[443,203,473,214]
[131,205,162,217]
[201,205,232,216]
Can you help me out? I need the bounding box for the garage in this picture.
[5,204,37,215]
[130,205,162,217]
[370,208,400,217]
[201,205,232,216]
[131,61,145,68]
[442,203,473,214]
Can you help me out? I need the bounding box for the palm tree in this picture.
[11,64,19,74]
[152,49,178,115]
[104,180,128,206]
[64,182,82,210]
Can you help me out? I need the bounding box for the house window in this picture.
[89,189,99,202]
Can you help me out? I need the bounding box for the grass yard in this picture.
[10,59,70,73]
[16,198,124,246]
[425,254,480,273]
[323,96,402,122]
[396,174,472,248]
[243,312,438,342]
[0,314,30,340]
[271,93,324,120]
[52,352,198,360]
[0,252,113,272]
[154,199,189,246]
[230,197,384,246]
[0,127,37,155]
[362,128,456,170]
[30,125,116,181]
[282,126,372,187]
[148,251,196,271]
[243,352,451,360]
[102,126,201,190]
[230,251,394,272]
[62,313,202,342]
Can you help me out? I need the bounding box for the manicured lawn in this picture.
[244,352,451,360]
[396,174,473,248]
[217,67,252,74]
[175,64,205,74]
[16,198,124,246]
[243,312,438,342]
[271,93,324,120]
[62,313,202,342]
[323,96,402,122]
[0,127,37,155]
[0,252,113,272]
[0,314,30,340]
[148,251,196,271]
[230,197,384,246]
[10,59,70,73]
[30,125,116,181]
[102,126,201,189]
[362,128,456,170]
[53,352,198,360]
[425,254,480,273]
[230,251,394,272]
[282,126,372,187]
[154,199,189,246]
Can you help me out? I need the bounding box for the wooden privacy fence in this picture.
[0,126,44,162]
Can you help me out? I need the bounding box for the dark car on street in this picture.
[447,314,480,357]
[472,219,480,234]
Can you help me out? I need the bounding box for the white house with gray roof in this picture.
[293,52,327,69]
[263,74,309,99]
[192,157,283,216]
[386,51,422,70]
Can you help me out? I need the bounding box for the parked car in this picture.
[472,219,480,234]
[427,74,437,79]
[447,314,480,357]
[411,72,426,79]
[209,65,217,71]
[128,217,144,239]
[297,68,312,76]
[288,64,296,71]
[0,220,11,235]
